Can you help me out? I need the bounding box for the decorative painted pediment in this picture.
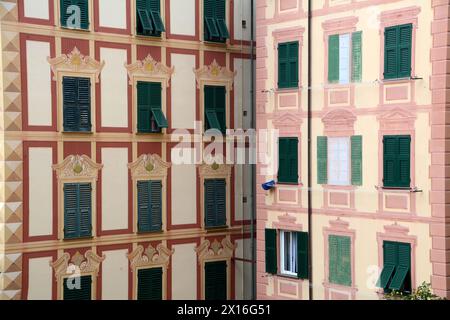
[322,108,356,130]
[198,162,232,178]
[125,54,174,86]
[127,244,174,270]
[128,154,171,179]
[50,250,105,279]
[377,107,416,130]
[53,155,103,181]
[380,6,421,26]
[47,47,105,82]
[194,59,236,90]
[272,112,303,129]
[384,223,409,236]
[322,16,359,34]
[272,213,303,231]
[328,218,350,231]
[195,238,236,262]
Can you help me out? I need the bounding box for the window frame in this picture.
[277,137,299,184]
[136,179,163,233]
[62,75,92,133]
[135,0,166,37]
[327,32,362,85]
[383,24,413,80]
[63,182,93,240]
[279,230,298,277]
[62,274,93,300]
[136,80,168,134]
[203,0,229,43]
[59,0,91,31]
[136,266,164,300]
[327,136,351,186]
[382,135,411,189]
[204,85,227,133]
[277,41,299,89]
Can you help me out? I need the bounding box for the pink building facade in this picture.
[257,0,450,299]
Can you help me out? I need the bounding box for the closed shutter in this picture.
[265,229,277,274]
[328,235,339,284]
[138,181,162,232]
[150,181,163,231]
[277,138,298,184]
[383,135,411,188]
[297,232,309,279]
[384,26,398,79]
[137,267,163,300]
[63,275,92,300]
[78,183,92,237]
[317,136,328,184]
[329,235,351,286]
[137,82,151,132]
[328,35,340,83]
[204,179,226,228]
[288,42,299,87]
[215,86,226,133]
[63,77,91,132]
[205,261,227,300]
[60,0,89,29]
[398,24,412,78]
[204,179,216,228]
[351,31,362,82]
[384,24,412,79]
[215,179,226,227]
[351,135,363,186]
[64,183,79,239]
[278,43,288,88]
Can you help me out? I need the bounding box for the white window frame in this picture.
[328,137,351,186]
[279,230,297,276]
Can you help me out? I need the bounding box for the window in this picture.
[204,85,226,133]
[60,0,89,30]
[64,183,92,239]
[265,229,309,279]
[328,235,351,286]
[204,0,229,43]
[63,275,92,300]
[204,179,226,228]
[383,135,411,188]
[328,32,362,84]
[277,137,298,184]
[384,24,412,80]
[278,41,299,89]
[377,241,411,293]
[136,0,165,37]
[63,76,91,132]
[317,136,362,186]
[137,267,163,300]
[137,180,162,233]
[205,261,227,300]
[137,81,168,133]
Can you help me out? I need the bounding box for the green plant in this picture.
[384,282,445,300]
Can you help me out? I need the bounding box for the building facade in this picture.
[257,0,450,299]
[0,0,255,300]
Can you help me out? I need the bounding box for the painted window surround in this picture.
[273,0,304,22]
[93,0,132,35]
[195,237,236,300]
[267,213,305,300]
[125,54,174,135]
[127,243,174,300]
[321,108,357,211]
[376,223,417,296]
[322,16,358,109]
[50,249,105,300]
[198,163,232,230]
[47,47,105,133]
[128,154,170,233]
[194,59,235,134]
[53,155,103,240]
[377,108,417,216]
[323,218,357,300]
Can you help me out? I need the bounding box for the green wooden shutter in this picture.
[330,235,351,286]
[137,181,151,232]
[384,26,398,79]
[288,42,299,88]
[328,235,339,284]
[383,136,397,187]
[137,9,153,34]
[78,183,92,238]
[148,0,160,12]
[278,43,288,88]
[204,179,216,228]
[204,86,225,132]
[383,135,410,188]
[205,261,227,300]
[77,0,89,29]
[378,241,398,289]
[63,77,91,132]
[77,78,91,132]
[215,86,226,133]
[137,267,163,300]
[60,0,89,29]
[150,181,163,231]
[63,275,92,300]
[149,82,168,130]
[204,0,219,40]
[351,135,363,186]
[398,24,412,78]
[351,31,362,82]
[389,243,411,291]
[297,232,309,279]
[288,138,299,183]
[317,137,328,184]
[278,138,298,184]
[328,35,340,83]
[265,229,277,274]
[398,136,411,188]
[215,179,226,227]
[137,82,151,132]
[64,183,79,239]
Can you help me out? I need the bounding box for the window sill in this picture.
[137,230,163,235]
[60,26,90,32]
[136,131,163,135]
[135,34,163,39]
[276,181,301,186]
[375,186,422,193]
[276,86,299,91]
[203,40,228,46]
[205,226,229,232]
[63,236,93,241]
[276,273,302,281]
[63,131,93,134]
[381,77,411,83]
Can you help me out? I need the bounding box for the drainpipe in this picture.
[307,0,313,301]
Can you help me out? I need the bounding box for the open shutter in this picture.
[63,77,78,132]
[265,229,277,274]
[215,0,228,40]
[78,183,92,238]
[278,43,288,88]
[378,241,398,289]
[64,183,79,239]
[398,136,411,188]
[137,268,163,300]
[150,181,163,231]
[317,137,328,184]
[398,24,412,78]
[137,9,153,34]
[352,31,362,82]
[297,232,309,279]
[204,180,216,228]
[150,11,165,32]
[204,86,225,132]
[389,243,411,291]
[63,275,92,300]
[77,77,91,132]
[137,181,151,232]
[137,82,151,132]
[328,35,340,83]
[204,0,219,40]
[351,135,363,186]
[205,261,227,300]
[149,82,168,130]
[215,179,226,227]
[384,26,398,79]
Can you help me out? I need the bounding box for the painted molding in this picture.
[127,244,174,270]
[128,154,171,180]
[194,59,236,91]
[195,238,236,263]
[53,155,103,181]
[50,250,105,279]
[125,54,174,87]
[198,162,232,179]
